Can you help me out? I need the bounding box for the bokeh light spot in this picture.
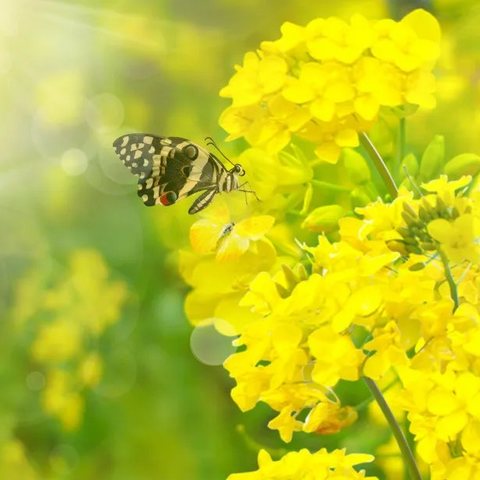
[60,148,88,175]
[190,323,235,366]
[26,371,46,391]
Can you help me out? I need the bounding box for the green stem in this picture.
[235,425,288,458]
[397,116,406,176]
[311,179,351,192]
[360,132,398,198]
[363,377,423,480]
[438,249,459,311]
[354,376,399,412]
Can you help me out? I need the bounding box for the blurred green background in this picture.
[1,0,480,479]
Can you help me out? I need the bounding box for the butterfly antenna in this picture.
[204,136,235,167]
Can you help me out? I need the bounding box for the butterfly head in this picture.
[233,164,245,177]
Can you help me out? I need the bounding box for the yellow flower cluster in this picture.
[178,7,480,479]
[192,175,480,480]
[220,9,440,162]
[13,249,128,430]
[344,175,480,477]
[227,449,377,480]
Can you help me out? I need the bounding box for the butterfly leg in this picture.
[238,182,261,202]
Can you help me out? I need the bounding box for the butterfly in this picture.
[113,134,257,214]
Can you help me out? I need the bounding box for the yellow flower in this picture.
[363,322,410,380]
[373,9,440,72]
[306,15,375,64]
[405,70,436,108]
[190,211,275,262]
[42,370,84,431]
[428,213,480,263]
[235,147,313,203]
[12,249,128,430]
[267,406,303,443]
[303,402,358,435]
[31,318,82,363]
[227,448,377,480]
[261,21,307,54]
[219,52,288,108]
[421,174,471,204]
[309,327,364,385]
[182,240,275,331]
[78,352,103,387]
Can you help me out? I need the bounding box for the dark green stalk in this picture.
[438,249,459,311]
[359,126,423,479]
[363,377,423,480]
[354,376,399,412]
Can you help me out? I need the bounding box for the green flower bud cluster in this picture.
[397,197,460,256]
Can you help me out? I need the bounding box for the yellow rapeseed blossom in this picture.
[211,173,480,475]
[220,9,440,163]
[12,249,128,430]
[190,205,275,261]
[42,369,84,431]
[227,448,377,480]
[179,7,480,479]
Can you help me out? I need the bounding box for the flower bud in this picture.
[401,153,419,177]
[397,226,411,238]
[420,241,437,251]
[405,244,423,254]
[419,135,445,182]
[403,202,418,218]
[401,210,418,227]
[409,262,426,271]
[444,153,480,180]
[350,187,371,208]
[418,205,432,223]
[302,205,345,233]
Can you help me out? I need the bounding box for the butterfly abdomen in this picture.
[219,171,239,193]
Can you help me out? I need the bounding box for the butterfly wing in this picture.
[113,134,218,207]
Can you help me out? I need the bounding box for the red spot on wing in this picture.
[160,192,178,206]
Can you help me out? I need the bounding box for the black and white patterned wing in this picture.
[113,133,161,176]
[113,134,209,207]
[113,133,162,206]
